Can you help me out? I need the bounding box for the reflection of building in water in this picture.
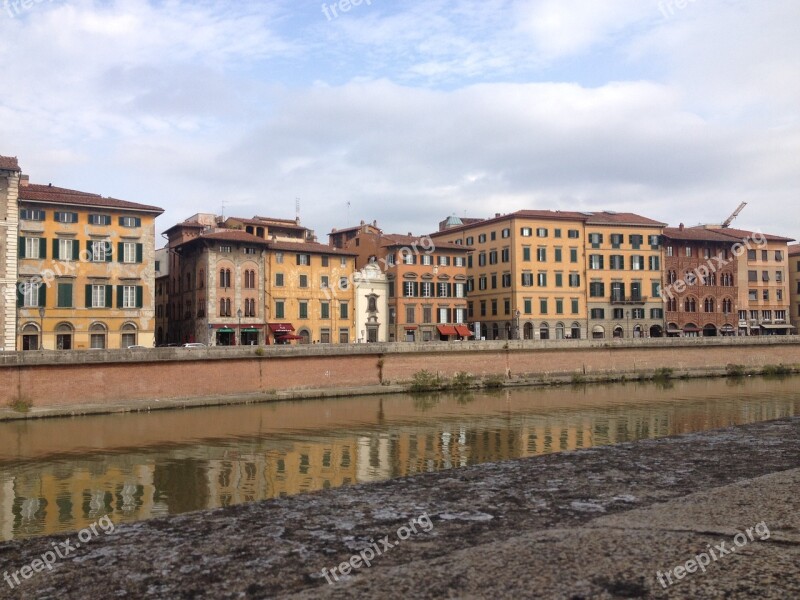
[1,384,798,541]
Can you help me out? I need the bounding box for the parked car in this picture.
[182,343,206,348]
[126,345,149,350]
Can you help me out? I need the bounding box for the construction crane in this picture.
[721,202,747,228]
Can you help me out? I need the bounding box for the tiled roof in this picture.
[663,227,740,243]
[0,156,20,171]
[789,244,800,256]
[198,230,269,245]
[20,183,163,213]
[380,233,471,251]
[691,226,795,243]
[267,240,358,256]
[585,211,667,227]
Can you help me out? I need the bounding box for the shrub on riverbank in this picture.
[410,370,447,392]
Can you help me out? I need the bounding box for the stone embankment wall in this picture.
[1,337,799,409]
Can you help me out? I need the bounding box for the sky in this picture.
[1,0,798,244]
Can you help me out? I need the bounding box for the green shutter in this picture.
[19,237,25,259]
[118,242,124,263]
[117,285,124,309]
[136,286,143,309]
[72,241,80,261]
[38,285,46,308]
[105,242,112,262]
[54,211,61,222]
[52,239,60,260]
[105,285,113,308]
[57,283,72,308]
[86,240,94,260]
[85,285,92,308]
[136,244,143,264]
[17,283,23,308]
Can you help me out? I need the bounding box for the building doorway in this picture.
[216,329,235,346]
[22,323,40,351]
[56,323,74,350]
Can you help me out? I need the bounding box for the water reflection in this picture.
[1,376,798,541]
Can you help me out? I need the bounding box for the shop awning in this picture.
[761,323,795,329]
[217,328,234,333]
[455,325,473,337]
[277,334,303,341]
[683,326,701,332]
[269,323,295,333]
[437,325,458,336]
[242,328,260,333]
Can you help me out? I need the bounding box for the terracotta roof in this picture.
[20,183,163,213]
[0,156,20,172]
[663,227,739,243]
[585,211,667,227]
[789,244,800,256]
[199,230,269,245]
[690,226,795,243]
[267,240,358,256]
[380,233,472,251]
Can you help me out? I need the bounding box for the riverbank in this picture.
[2,337,800,421]
[0,417,798,598]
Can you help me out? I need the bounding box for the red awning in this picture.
[455,325,473,337]
[437,325,458,336]
[683,326,701,332]
[269,323,295,333]
[277,334,303,341]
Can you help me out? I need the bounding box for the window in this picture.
[489,251,497,265]
[569,273,580,287]
[421,255,433,266]
[438,307,449,324]
[589,255,604,270]
[631,255,644,270]
[775,251,784,261]
[367,296,378,312]
[649,235,661,249]
[652,282,661,298]
[570,248,578,263]
[91,285,107,308]
[666,246,674,257]
[340,257,347,267]
[403,253,416,265]
[632,308,645,319]
[321,256,329,267]
[438,255,450,266]
[591,308,605,319]
[554,229,562,239]
[589,233,603,248]
[119,216,141,228]
[454,256,465,267]
[589,282,605,297]
[479,276,487,290]
[521,227,532,237]
[404,281,415,297]
[611,282,625,302]
[299,301,308,319]
[275,273,284,287]
[339,277,349,290]
[555,273,563,287]
[501,248,510,262]
[54,238,77,261]
[89,215,111,225]
[502,228,511,238]
[22,237,44,259]
[297,253,311,266]
[762,250,768,261]
[649,256,660,270]
[749,290,758,301]
[406,305,416,323]
[722,299,733,314]
[762,271,770,282]
[524,299,532,314]
[502,273,512,287]
[466,236,474,245]
[537,273,547,287]
[568,229,580,239]
[490,231,496,241]
[630,235,643,249]
[554,248,562,262]
[421,282,433,298]
[89,324,107,349]
[219,269,232,288]
[90,240,111,262]
[276,252,284,264]
[480,301,486,317]
[121,242,142,264]
[776,271,783,283]
[613,308,624,319]
[523,247,531,261]
[218,297,231,317]
[478,252,487,266]
[651,308,664,319]
[748,270,758,282]
[521,272,533,287]
[609,255,624,270]
[478,234,486,243]
[491,300,498,316]
[21,282,42,307]
[438,282,449,297]
[20,209,45,221]
[555,299,564,314]
[684,297,697,312]
[747,249,757,261]
[339,302,349,319]
[120,285,142,309]
[685,246,693,257]
[610,234,623,248]
[763,289,769,301]
[57,283,73,308]
[244,270,256,289]
[571,298,579,314]
[386,253,396,266]
[339,329,349,344]
[537,248,547,262]
[275,300,285,319]
[55,212,79,224]
[244,247,256,255]
[299,274,309,288]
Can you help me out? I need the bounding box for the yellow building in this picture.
[265,241,357,344]
[584,212,666,339]
[432,211,589,340]
[15,178,163,350]
[791,245,800,334]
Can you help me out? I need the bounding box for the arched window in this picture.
[492,323,499,340]
[244,270,256,289]
[555,323,565,339]
[684,297,697,312]
[539,323,550,340]
[21,323,40,351]
[219,269,231,288]
[722,298,733,314]
[56,322,73,350]
[121,323,137,348]
[523,322,534,340]
[570,323,581,340]
[667,298,677,312]
[90,323,107,349]
[219,298,231,317]
[704,298,715,313]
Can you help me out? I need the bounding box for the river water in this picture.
[1,376,798,541]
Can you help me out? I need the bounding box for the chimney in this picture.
[360,219,365,226]
[495,213,501,218]
[19,174,29,187]
[679,223,685,231]
[408,232,413,236]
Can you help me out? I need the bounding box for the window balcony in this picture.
[610,296,647,305]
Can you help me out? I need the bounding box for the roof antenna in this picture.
[295,197,301,221]
[347,201,351,224]
[221,198,227,220]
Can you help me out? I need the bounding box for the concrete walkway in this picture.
[1,418,798,599]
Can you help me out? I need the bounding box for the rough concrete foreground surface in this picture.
[1,418,798,599]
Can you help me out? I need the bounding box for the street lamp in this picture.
[515,309,521,340]
[237,308,243,346]
[625,310,630,339]
[38,306,45,350]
